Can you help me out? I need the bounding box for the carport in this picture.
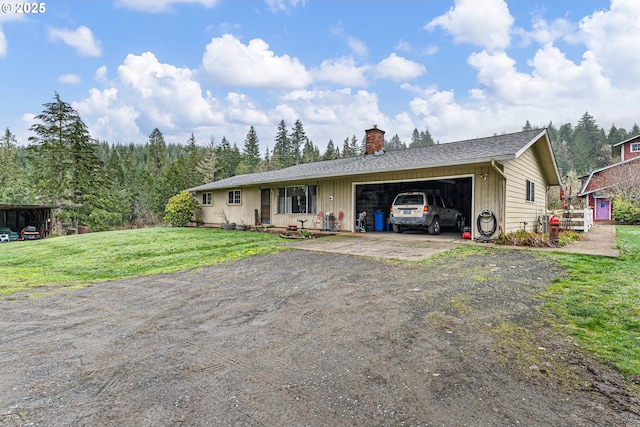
[353,175,473,233]
[0,204,55,239]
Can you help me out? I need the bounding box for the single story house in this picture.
[187,127,561,239]
[0,204,55,239]
[578,134,640,221]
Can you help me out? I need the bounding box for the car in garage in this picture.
[389,191,462,235]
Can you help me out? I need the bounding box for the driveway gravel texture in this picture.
[1,248,638,426]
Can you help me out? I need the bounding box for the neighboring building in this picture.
[0,204,55,238]
[578,134,640,221]
[187,127,561,239]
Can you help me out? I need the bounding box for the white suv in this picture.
[389,192,462,235]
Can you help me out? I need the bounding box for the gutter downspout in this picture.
[491,160,507,234]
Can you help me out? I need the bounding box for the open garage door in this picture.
[354,177,472,233]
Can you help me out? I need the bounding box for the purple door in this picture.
[595,199,610,220]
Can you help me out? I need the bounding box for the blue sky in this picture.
[1,0,638,152]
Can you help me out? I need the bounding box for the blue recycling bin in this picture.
[373,211,385,232]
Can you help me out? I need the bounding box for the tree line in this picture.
[0,93,637,233]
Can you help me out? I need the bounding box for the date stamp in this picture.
[1,2,46,13]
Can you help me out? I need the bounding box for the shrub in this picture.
[164,191,200,227]
[612,196,640,223]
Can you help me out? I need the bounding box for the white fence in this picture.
[539,208,594,233]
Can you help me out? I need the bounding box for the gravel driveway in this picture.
[1,248,638,426]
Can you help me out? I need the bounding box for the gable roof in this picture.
[578,155,640,196]
[188,128,559,192]
[612,134,640,147]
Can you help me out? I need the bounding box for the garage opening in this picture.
[354,177,472,233]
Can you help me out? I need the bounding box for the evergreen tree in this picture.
[148,128,166,180]
[185,133,205,186]
[261,146,272,171]
[288,119,306,165]
[323,139,338,160]
[385,134,406,151]
[409,128,435,148]
[67,116,113,229]
[272,120,289,169]
[350,135,360,156]
[27,92,77,211]
[242,126,262,172]
[342,137,354,157]
[301,138,320,163]
[419,130,435,146]
[214,137,241,179]
[572,112,607,175]
[0,128,28,203]
[198,136,216,183]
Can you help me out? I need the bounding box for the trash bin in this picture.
[374,211,385,232]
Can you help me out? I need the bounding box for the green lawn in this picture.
[544,225,640,377]
[0,227,283,296]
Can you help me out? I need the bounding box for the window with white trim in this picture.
[201,192,212,205]
[277,185,317,214]
[228,189,241,205]
[526,179,535,202]
[631,142,640,153]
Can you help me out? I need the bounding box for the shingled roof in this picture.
[188,128,553,192]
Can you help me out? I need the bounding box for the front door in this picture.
[595,198,611,220]
[261,188,271,224]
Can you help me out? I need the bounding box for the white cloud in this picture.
[114,0,220,13]
[426,0,514,51]
[74,88,141,143]
[374,53,426,81]
[76,51,223,142]
[346,36,368,57]
[58,74,82,84]
[331,22,368,57]
[225,92,269,125]
[312,57,369,86]
[94,66,109,84]
[200,34,311,89]
[48,26,102,57]
[579,0,640,88]
[528,16,576,45]
[264,0,306,13]
[273,88,387,143]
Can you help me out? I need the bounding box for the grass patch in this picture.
[543,226,640,377]
[0,227,283,296]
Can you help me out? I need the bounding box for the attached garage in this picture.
[187,127,560,240]
[354,177,472,233]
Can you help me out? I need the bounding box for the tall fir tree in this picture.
[323,139,338,160]
[301,138,319,163]
[242,126,262,172]
[272,120,289,169]
[0,128,29,203]
[288,119,306,165]
[147,128,167,180]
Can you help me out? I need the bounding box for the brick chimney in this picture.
[365,125,385,155]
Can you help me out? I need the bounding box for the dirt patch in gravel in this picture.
[1,248,638,426]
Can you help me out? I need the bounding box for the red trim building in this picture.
[578,134,640,221]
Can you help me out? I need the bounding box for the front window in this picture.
[202,192,212,205]
[228,190,241,205]
[526,179,535,202]
[631,142,640,153]
[277,185,317,214]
